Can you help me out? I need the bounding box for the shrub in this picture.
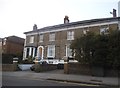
[71,30,120,69]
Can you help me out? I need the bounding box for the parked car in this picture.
[40,61,48,64]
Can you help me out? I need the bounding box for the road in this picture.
[2,75,117,88]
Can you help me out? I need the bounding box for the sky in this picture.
[0,0,120,38]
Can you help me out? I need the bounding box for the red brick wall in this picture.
[6,42,23,55]
[64,63,91,75]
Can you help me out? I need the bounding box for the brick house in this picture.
[2,36,25,63]
[2,36,25,55]
[23,16,120,63]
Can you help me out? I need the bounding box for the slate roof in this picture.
[24,17,120,34]
[4,36,25,44]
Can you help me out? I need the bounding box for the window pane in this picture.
[29,36,34,43]
[39,34,43,42]
[47,45,55,57]
[66,45,72,57]
[49,33,55,41]
[67,31,74,40]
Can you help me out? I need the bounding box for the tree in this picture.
[71,32,96,64]
[106,30,120,69]
[71,30,120,69]
[92,34,109,67]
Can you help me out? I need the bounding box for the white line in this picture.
[55,81,100,86]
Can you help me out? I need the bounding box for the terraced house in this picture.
[23,16,120,63]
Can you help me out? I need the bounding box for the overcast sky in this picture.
[0,0,119,38]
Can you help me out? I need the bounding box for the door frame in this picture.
[37,46,44,60]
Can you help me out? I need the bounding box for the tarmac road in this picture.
[2,70,119,88]
[2,75,117,88]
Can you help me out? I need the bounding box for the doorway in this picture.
[37,46,44,59]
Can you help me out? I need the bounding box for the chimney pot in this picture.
[33,24,37,31]
[64,15,69,24]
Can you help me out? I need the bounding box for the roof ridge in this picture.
[24,17,120,34]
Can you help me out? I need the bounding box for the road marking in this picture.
[48,79,101,87]
[59,81,100,86]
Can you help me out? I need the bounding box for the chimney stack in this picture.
[113,9,117,17]
[64,16,69,24]
[33,24,37,31]
[110,9,117,17]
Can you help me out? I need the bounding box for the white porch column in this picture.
[32,48,35,58]
[41,47,44,60]
[23,48,27,60]
[29,47,32,56]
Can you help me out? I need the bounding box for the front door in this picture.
[37,46,44,59]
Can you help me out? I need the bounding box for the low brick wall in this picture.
[64,62,118,77]
[64,62,91,75]
[2,64,19,71]
[34,64,57,72]
[104,68,118,77]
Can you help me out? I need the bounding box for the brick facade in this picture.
[23,17,120,62]
[2,36,25,64]
[2,36,25,55]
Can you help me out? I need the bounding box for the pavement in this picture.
[2,69,120,87]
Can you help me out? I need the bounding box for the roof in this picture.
[4,35,25,44]
[24,17,120,34]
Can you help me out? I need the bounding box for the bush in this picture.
[20,59,34,64]
[19,56,34,64]
[71,30,120,69]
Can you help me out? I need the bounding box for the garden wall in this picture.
[64,62,118,77]
[2,64,19,71]
[34,64,57,72]
[64,62,91,75]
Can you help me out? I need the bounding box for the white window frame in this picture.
[100,27,109,35]
[39,34,43,42]
[66,45,72,57]
[67,31,74,40]
[29,36,34,43]
[47,45,55,58]
[49,33,55,41]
